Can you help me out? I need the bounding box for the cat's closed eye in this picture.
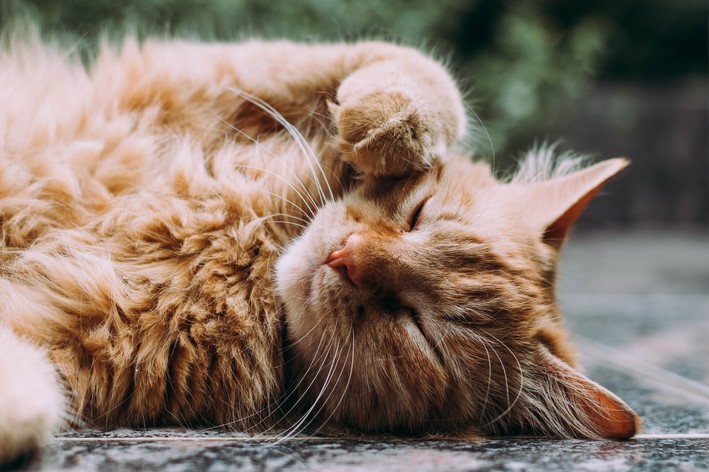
[408,198,428,231]
[380,295,425,334]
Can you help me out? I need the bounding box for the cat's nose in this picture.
[325,233,364,285]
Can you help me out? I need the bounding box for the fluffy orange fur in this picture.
[0,33,638,464]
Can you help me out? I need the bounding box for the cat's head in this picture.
[276,153,639,439]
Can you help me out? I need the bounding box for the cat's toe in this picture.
[335,90,439,177]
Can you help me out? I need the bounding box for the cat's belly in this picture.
[7,192,290,430]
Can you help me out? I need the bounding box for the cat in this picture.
[0,32,640,464]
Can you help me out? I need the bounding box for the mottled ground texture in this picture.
[8,232,709,472]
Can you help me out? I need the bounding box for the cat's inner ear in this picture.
[520,158,629,248]
[523,346,640,439]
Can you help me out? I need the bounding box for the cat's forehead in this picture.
[427,160,543,263]
[349,157,526,245]
[434,161,512,222]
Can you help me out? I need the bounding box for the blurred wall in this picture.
[560,83,707,232]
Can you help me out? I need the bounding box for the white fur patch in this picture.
[0,327,65,464]
[510,144,589,183]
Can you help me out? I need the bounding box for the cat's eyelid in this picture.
[409,196,431,231]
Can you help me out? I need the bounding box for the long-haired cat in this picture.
[0,31,639,464]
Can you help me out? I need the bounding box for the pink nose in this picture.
[325,233,364,285]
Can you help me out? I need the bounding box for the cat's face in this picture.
[276,155,639,439]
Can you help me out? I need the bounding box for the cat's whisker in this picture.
[298,335,348,436]
[288,95,347,196]
[249,181,318,223]
[296,325,355,437]
[262,220,309,231]
[276,329,345,442]
[479,333,509,423]
[311,325,356,435]
[281,311,331,349]
[164,405,184,427]
[285,339,341,436]
[255,212,311,226]
[214,117,322,216]
[203,335,295,433]
[480,331,525,428]
[231,163,318,220]
[477,336,494,421]
[227,88,335,205]
[270,316,338,440]
[225,306,333,435]
[312,157,347,197]
[463,101,496,174]
[207,392,280,435]
[253,211,311,229]
[428,318,452,359]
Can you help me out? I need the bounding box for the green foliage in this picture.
[464,4,609,149]
[1,0,704,157]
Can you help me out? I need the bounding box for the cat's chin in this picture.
[275,238,315,305]
[276,249,348,325]
[276,226,343,323]
[276,200,352,308]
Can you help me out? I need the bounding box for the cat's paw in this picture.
[333,90,443,178]
[0,328,64,465]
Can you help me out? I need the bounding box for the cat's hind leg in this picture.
[0,326,65,465]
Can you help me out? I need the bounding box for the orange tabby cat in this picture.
[0,33,639,464]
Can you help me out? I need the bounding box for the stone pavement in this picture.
[9,232,709,471]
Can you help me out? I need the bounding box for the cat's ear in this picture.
[522,158,628,249]
[518,346,640,439]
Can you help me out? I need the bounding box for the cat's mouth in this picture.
[376,294,445,367]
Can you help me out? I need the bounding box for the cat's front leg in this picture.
[333,45,466,178]
[0,327,65,465]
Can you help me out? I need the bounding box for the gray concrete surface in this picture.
[9,232,709,471]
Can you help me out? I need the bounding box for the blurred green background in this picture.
[2,0,707,231]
